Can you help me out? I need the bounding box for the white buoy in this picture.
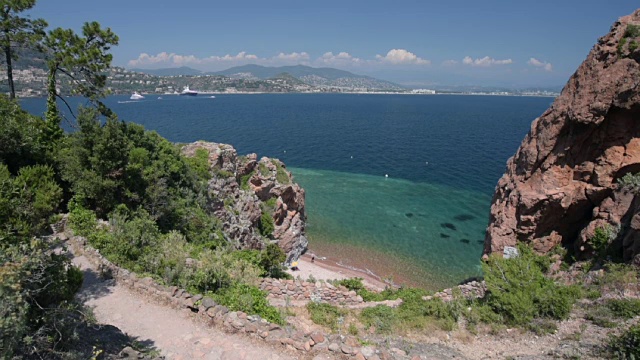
[385,174,389,178]
[284,150,287,153]
[350,155,353,159]
[425,161,428,165]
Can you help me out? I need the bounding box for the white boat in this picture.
[180,86,198,96]
[130,92,145,100]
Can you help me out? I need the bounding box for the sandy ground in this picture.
[286,253,389,290]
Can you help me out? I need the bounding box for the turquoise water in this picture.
[21,94,551,289]
[290,167,490,288]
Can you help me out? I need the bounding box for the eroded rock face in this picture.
[181,141,308,262]
[484,10,640,261]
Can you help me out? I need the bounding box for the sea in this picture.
[20,93,551,290]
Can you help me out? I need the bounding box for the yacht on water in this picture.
[130,92,145,100]
[180,86,198,96]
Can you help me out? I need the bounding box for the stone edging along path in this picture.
[58,215,486,360]
[62,232,417,360]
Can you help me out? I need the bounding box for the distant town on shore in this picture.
[1,56,561,98]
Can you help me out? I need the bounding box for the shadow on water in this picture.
[460,238,471,244]
[453,214,476,222]
[440,222,457,231]
[439,233,451,239]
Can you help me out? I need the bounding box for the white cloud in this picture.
[527,57,553,71]
[442,59,458,66]
[375,49,430,65]
[274,52,310,62]
[462,56,513,67]
[128,48,431,70]
[315,51,365,66]
[127,51,263,68]
[128,51,313,69]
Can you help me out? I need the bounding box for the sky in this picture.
[27,1,638,88]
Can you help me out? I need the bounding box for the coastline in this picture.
[286,253,389,291]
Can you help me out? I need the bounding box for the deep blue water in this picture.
[21,94,551,288]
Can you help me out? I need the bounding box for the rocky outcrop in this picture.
[484,10,640,261]
[181,141,308,262]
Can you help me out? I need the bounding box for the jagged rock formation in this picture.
[181,141,308,262]
[484,10,640,261]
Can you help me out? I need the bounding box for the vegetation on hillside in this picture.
[0,1,291,355]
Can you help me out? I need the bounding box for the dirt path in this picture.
[72,254,301,360]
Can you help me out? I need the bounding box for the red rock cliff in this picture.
[484,10,640,260]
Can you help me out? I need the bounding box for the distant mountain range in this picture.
[130,64,405,90]
[130,66,203,76]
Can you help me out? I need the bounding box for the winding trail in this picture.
[72,254,301,360]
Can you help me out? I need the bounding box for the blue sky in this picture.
[28,1,638,87]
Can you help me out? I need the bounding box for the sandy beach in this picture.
[285,253,389,290]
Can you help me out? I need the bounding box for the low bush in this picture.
[240,171,254,191]
[213,283,284,325]
[334,278,386,301]
[272,160,289,184]
[585,304,617,328]
[609,324,640,359]
[184,148,211,181]
[307,302,345,331]
[625,24,640,38]
[481,245,580,326]
[258,211,275,237]
[360,305,397,334]
[618,172,640,194]
[597,263,638,295]
[607,299,640,319]
[528,318,558,335]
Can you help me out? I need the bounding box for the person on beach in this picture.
[311,255,315,263]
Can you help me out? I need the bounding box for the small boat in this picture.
[180,86,198,96]
[130,92,145,100]
[158,96,163,100]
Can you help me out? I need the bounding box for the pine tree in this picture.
[0,0,47,99]
[42,22,118,144]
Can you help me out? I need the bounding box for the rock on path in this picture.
[73,254,301,360]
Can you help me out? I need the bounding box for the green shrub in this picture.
[259,243,287,278]
[258,211,275,237]
[585,304,617,328]
[482,245,579,326]
[609,324,640,359]
[212,167,234,178]
[607,299,640,319]
[619,172,640,194]
[590,225,618,257]
[333,277,387,301]
[619,37,628,56]
[398,296,461,331]
[272,160,290,184]
[1,241,84,358]
[630,40,639,53]
[259,162,270,177]
[625,24,640,38]
[307,302,345,331]
[597,263,638,295]
[184,148,211,181]
[360,305,397,334]
[528,318,558,335]
[240,171,254,191]
[68,200,98,237]
[214,283,284,325]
